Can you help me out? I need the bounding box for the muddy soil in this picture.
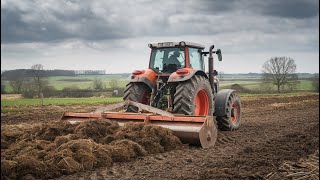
[1,119,182,179]
[1,93,319,179]
[1,103,113,125]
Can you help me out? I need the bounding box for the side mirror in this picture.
[216,49,222,61]
[213,70,218,76]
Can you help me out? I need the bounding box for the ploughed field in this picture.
[1,93,319,179]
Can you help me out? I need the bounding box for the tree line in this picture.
[1,64,122,98]
[1,69,111,79]
[1,69,76,79]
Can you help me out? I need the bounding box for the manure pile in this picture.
[1,119,182,179]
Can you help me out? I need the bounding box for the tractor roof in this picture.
[149,41,205,49]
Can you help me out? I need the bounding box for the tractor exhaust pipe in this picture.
[208,45,215,92]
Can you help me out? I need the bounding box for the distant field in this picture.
[3,74,129,92]
[219,80,262,87]
[47,75,128,90]
[2,74,316,93]
[220,80,314,91]
[1,97,123,107]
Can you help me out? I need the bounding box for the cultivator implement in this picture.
[61,101,218,148]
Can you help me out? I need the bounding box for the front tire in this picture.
[123,83,151,112]
[172,75,214,116]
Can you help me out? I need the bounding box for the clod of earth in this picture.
[1,119,183,179]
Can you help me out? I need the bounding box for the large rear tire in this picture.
[216,92,241,131]
[172,75,214,116]
[123,83,151,112]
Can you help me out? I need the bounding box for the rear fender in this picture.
[168,69,208,82]
[129,69,157,89]
[214,89,236,117]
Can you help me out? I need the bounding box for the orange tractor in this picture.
[62,41,241,148]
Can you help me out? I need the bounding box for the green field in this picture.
[3,74,129,92]
[2,92,318,108]
[1,97,123,107]
[47,75,128,90]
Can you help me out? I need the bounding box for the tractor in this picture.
[123,41,241,131]
[62,41,241,148]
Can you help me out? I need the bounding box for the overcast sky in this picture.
[1,0,319,73]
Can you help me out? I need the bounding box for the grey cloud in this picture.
[1,0,133,43]
[1,0,319,44]
[258,0,319,19]
[186,0,237,14]
[1,8,73,43]
[196,0,319,18]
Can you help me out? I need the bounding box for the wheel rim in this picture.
[194,89,209,115]
[230,102,239,123]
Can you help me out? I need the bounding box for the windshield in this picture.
[149,47,185,73]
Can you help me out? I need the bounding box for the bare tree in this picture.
[21,79,38,98]
[5,70,26,94]
[9,78,25,93]
[109,79,119,90]
[92,78,104,90]
[31,64,49,97]
[262,57,297,93]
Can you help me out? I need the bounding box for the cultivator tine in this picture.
[125,100,175,117]
[94,102,126,113]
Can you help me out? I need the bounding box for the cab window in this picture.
[150,48,185,73]
[189,48,204,71]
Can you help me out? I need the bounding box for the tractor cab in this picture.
[148,41,206,74]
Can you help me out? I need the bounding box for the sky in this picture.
[1,0,319,73]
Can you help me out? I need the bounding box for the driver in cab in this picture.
[163,51,181,68]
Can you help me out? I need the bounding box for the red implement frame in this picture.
[61,101,218,148]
